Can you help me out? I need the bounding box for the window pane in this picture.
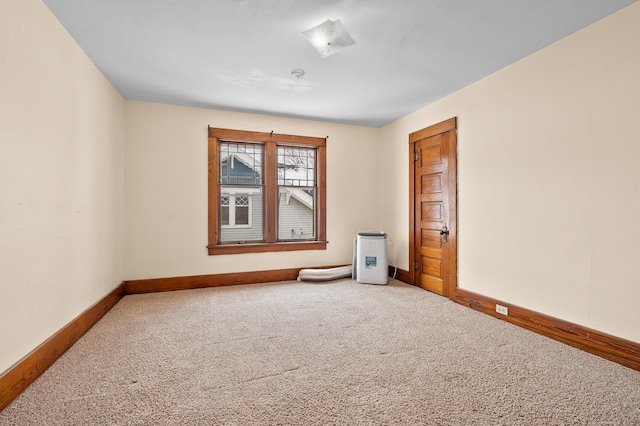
[221,206,230,225]
[220,186,262,242]
[277,147,315,186]
[278,188,315,240]
[220,143,262,184]
[235,206,249,225]
[220,196,229,225]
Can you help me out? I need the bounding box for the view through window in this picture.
[207,128,326,255]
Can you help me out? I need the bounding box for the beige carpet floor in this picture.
[1,279,640,425]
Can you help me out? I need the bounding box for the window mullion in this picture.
[264,142,277,243]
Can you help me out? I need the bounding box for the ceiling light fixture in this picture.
[302,19,356,58]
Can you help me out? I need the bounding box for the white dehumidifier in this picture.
[352,231,388,285]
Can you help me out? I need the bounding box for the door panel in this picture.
[421,203,442,221]
[421,175,442,193]
[422,257,442,277]
[411,118,457,298]
[421,146,443,171]
[421,275,444,294]
[421,229,441,248]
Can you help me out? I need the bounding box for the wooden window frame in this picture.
[207,127,327,255]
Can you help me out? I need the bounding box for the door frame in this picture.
[408,117,458,299]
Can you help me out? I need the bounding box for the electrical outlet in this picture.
[496,304,509,316]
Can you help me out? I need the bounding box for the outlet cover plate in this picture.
[496,304,509,316]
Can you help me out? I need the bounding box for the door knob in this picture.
[440,226,449,243]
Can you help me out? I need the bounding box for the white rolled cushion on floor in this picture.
[297,265,353,282]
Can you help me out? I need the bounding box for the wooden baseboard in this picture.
[125,265,348,294]
[127,264,413,295]
[389,266,413,285]
[454,288,640,371]
[0,283,125,411]
[389,266,412,285]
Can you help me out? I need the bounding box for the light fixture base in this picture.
[302,19,356,58]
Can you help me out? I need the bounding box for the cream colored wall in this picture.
[0,0,126,373]
[125,101,379,279]
[379,2,640,343]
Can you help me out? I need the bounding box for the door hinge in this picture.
[414,152,419,161]
[414,261,419,270]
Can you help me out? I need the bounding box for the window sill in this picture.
[207,241,327,255]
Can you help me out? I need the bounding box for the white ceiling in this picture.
[43,0,636,128]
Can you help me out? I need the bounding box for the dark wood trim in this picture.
[444,126,458,297]
[316,145,327,244]
[409,117,457,144]
[265,143,277,243]
[408,140,416,286]
[454,288,640,372]
[389,267,412,285]
[129,264,411,296]
[125,265,343,294]
[207,135,219,248]
[207,241,327,255]
[208,127,326,146]
[207,127,327,255]
[0,283,125,411]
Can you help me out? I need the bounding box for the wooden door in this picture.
[410,118,457,298]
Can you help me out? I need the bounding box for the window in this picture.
[221,194,251,227]
[218,142,262,242]
[278,146,316,241]
[208,127,327,255]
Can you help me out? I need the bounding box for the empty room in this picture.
[2,0,640,424]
